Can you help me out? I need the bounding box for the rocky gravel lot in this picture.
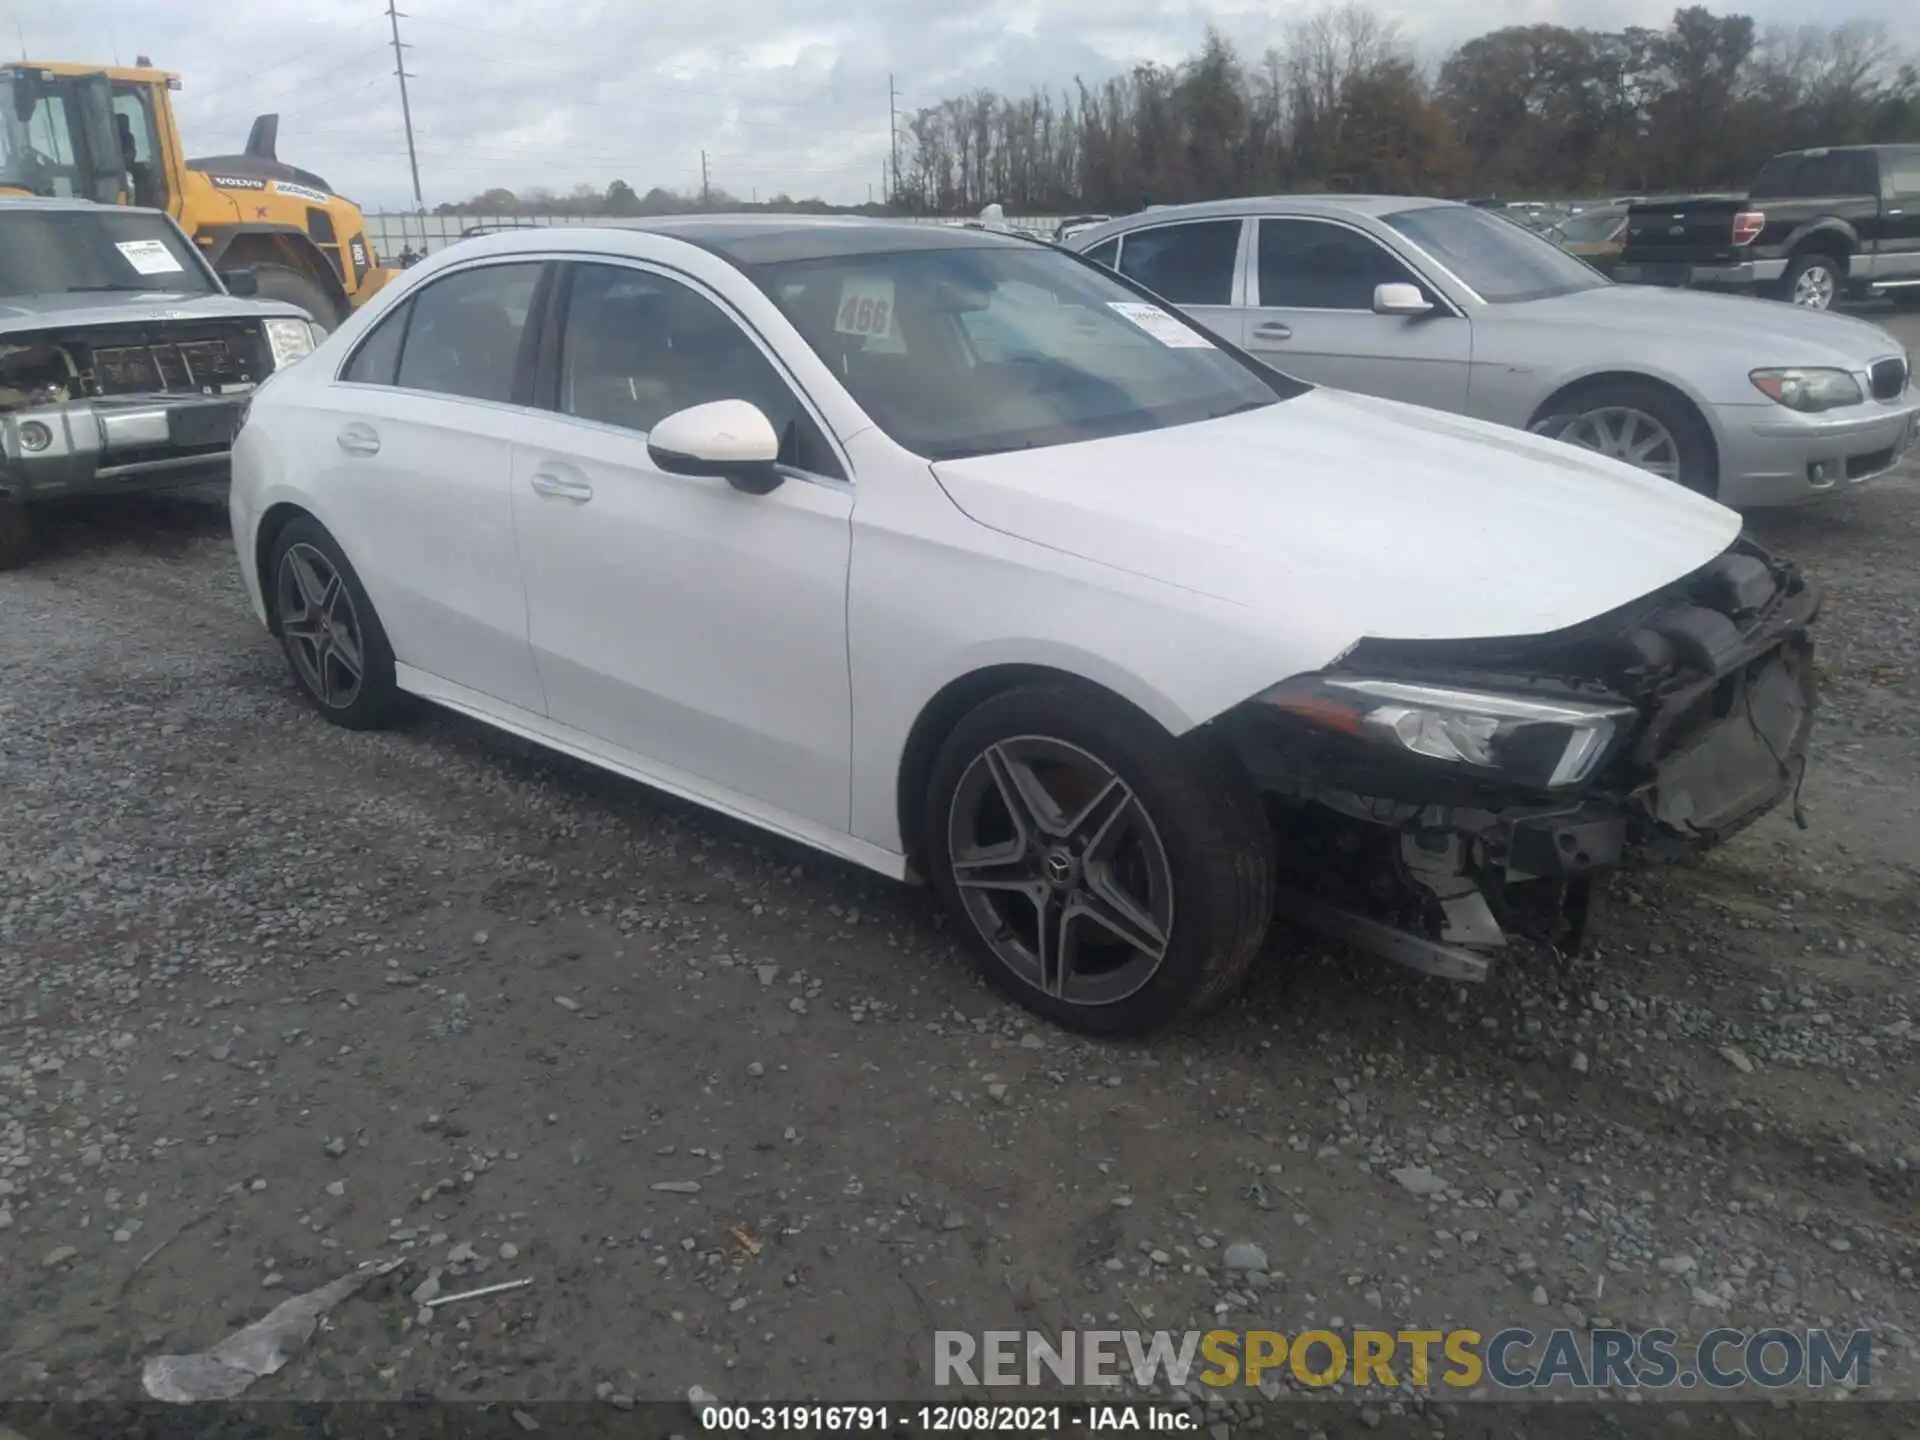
[2,328,1918,1428]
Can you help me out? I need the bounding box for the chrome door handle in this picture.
[1253,321,1293,340]
[336,423,380,456]
[530,471,594,502]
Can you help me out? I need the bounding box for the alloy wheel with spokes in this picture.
[924,681,1276,1036]
[266,516,399,730]
[1791,261,1837,309]
[277,541,365,709]
[948,735,1175,1008]
[1534,406,1682,483]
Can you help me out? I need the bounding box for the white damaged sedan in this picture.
[228,219,1819,1034]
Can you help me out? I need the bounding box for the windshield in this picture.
[1383,204,1610,304]
[0,210,214,299]
[1554,211,1625,243]
[750,244,1293,461]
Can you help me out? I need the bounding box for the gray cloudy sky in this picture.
[10,0,1917,209]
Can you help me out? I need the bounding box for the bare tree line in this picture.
[896,4,1920,214]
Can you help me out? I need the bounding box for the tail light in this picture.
[1732,211,1765,246]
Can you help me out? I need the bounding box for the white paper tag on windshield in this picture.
[1107,300,1213,348]
[115,239,184,276]
[833,277,896,339]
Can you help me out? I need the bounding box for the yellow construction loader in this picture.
[1,59,397,327]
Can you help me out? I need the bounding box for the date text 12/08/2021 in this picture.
[698,1405,1192,1432]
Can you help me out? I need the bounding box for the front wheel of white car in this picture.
[924,682,1275,1037]
[1529,381,1717,497]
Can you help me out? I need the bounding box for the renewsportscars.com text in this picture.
[934,1327,1873,1392]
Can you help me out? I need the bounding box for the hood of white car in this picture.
[1516,284,1904,364]
[931,387,1742,644]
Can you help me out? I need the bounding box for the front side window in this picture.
[0,209,212,297]
[1256,218,1424,310]
[752,242,1295,462]
[393,262,543,403]
[1382,204,1609,304]
[1114,220,1240,306]
[557,263,841,477]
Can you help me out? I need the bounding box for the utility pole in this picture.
[386,0,426,245]
[700,150,710,209]
[887,73,901,208]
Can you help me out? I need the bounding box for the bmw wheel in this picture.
[925,681,1274,1036]
[1530,380,1718,497]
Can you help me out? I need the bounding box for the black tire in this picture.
[246,264,346,332]
[1531,379,1719,498]
[0,497,32,571]
[267,516,399,730]
[924,681,1275,1037]
[1776,251,1843,311]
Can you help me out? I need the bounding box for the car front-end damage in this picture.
[1210,536,1818,980]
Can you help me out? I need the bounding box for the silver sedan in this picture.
[1066,197,1918,507]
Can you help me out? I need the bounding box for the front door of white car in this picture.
[1240,217,1471,412]
[506,261,856,830]
[304,260,551,715]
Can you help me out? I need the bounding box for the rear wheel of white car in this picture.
[268,516,398,730]
[1529,381,1717,497]
[924,682,1275,1037]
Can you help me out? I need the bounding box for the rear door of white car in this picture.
[1242,216,1471,412]
[300,259,550,714]
[505,259,856,830]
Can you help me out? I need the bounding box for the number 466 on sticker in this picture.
[834,279,895,339]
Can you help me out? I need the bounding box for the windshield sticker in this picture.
[114,239,185,276]
[1107,301,1214,348]
[273,181,333,204]
[833,278,895,340]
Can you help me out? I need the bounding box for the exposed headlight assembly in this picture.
[263,318,317,370]
[1257,676,1638,789]
[1749,367,1861,412]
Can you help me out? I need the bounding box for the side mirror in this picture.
[647,399,783,494]
[1373,282,1434,317]
[223,268,260,297]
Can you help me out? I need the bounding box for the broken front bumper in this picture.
[1219,543,1820,981]
[0,394,247,502]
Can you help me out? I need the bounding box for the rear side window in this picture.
[1887,152,1920,198]
[342,301,408,385]
[1115,220,1241,306]
[1752,151,1879,199]
[394,262,544,403]
[1081,237,1119,270]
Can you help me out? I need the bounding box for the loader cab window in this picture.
[1,85,80,196]
[111,88,165,209]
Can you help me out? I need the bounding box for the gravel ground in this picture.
[3,321,1918,1425]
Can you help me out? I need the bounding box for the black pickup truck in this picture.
[1614,144,1920,310]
